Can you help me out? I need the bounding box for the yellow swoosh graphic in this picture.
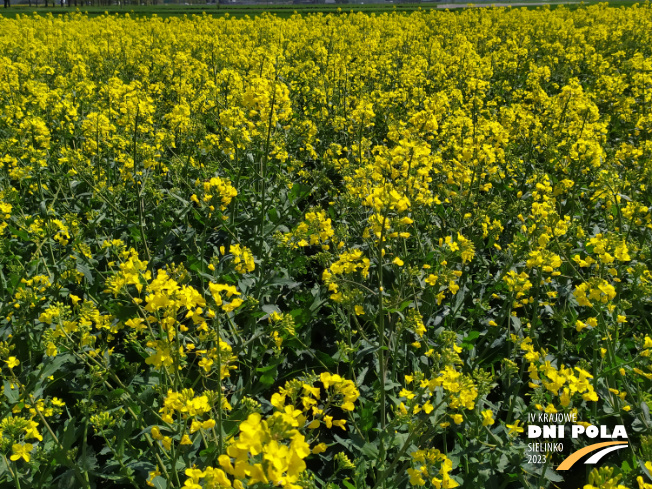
[557,441,628,470]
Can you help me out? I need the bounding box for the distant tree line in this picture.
[3,0,218,6]
[3,0,218,7]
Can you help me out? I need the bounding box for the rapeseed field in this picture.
[1,5,652,488]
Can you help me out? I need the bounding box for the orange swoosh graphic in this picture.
[557,441,628,470]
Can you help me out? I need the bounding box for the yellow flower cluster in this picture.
[573,279,617,307]
[401,363,478,418]
[160,388,219,423]
[190,176,238,216]
[322,249,371,303]
[217,412,310,489]
[503,270,533,298]
[318,372,360,412]
[282,209,335,250]
[521,337,599,408]
[208,282,245,313]
[104,247,151,296]
[230,244,255,274]
[408,448,459,488]
[0,201,11,235]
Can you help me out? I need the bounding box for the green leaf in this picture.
[463,330,481,344]
[360,442,379,458]
[256,363,278,374]
[259,370,277,386]
[543,466,563,483]
[315,351,336,367]
[75,262,94,285]
[152,476,167,489]
[342,479,356,489]
[621,460,631,475]
[3,381,19,403]
[39,353,75,381]
[642,401,650,424]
